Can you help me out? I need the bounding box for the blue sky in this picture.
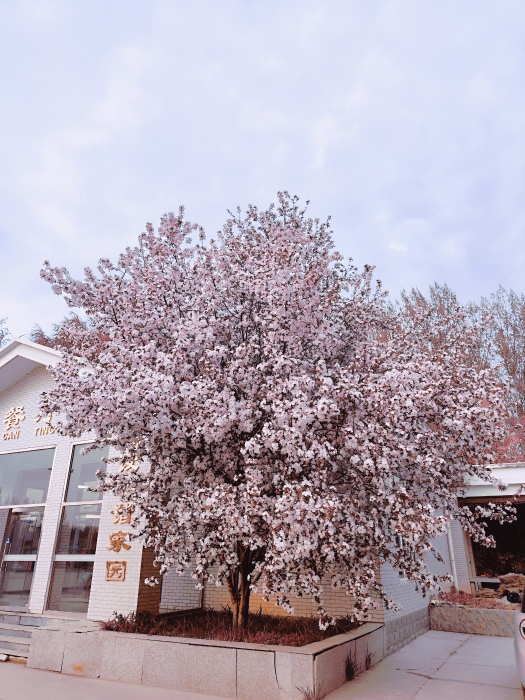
[1,0,524,337]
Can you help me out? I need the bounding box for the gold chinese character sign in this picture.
[119,461,140,473]
[107,531,131,553]
[4,406,25,429]
[111,503,135,525]
[35,412,55,436]
[3,406,25,440]
[106,561,126,581]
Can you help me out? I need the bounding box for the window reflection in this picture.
[0,561,34,607]
[4,508,44,555]
[47,561,93,613]
[0,449,54,506]
[56,504,101,555]
[65,445,108,502]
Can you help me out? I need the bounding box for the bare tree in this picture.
[0,318,11,348]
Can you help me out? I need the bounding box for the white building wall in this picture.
[87,456,150,621]
[0,366,80,614]
[160,563,385,622]
[380,525,471,654]
[0,364,150,621]
[382,524,470,625]
[160,527,472,624]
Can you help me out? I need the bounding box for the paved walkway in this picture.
[326,630,523,700]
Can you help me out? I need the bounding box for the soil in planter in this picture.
[100,607,359,646]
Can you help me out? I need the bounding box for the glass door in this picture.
[0,508,44,606]
[0,448,54,608]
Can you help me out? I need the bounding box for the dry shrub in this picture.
[100,607,359,647]
[438,587,519,610]
[365,645,375,670]
[297,684,326,700]
[345,648,359,680]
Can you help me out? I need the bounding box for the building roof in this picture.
[0,338,61,394]
[465,462,525,498]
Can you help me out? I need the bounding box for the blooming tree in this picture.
[40,193,511,628]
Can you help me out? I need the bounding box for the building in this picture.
[0,338,473,654]
[461,462,525,582]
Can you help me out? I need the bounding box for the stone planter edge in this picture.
[430,603,515,637]
[28,621,385,699]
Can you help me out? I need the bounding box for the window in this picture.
[4,507,44,555]
[55,504,101,555]
[47,443,108,613]
[0,449,54,506]
[65,444,107,502]
[393,535,407,580]
[0,561,35,606]
[47,561,93,614]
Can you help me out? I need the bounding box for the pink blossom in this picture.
[40,193,512,628]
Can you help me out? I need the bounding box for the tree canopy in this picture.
[40,193,511,627]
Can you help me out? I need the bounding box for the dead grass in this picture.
[438,588,519,610]
[297,684,326,700]
[100,607,359,647]
[345,648,359,680]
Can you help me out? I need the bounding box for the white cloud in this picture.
[389,242,407,252]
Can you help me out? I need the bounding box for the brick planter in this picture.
[430,603,515,637]
[27,621,385,699]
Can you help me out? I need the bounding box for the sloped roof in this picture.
[466,462,525,497]
[0,338,61,394]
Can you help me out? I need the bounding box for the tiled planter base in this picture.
[27,620,385,699]
[430,604,515,637]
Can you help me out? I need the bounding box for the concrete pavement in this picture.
[0,661,228,700]
[326,630,523,700]
[0,630,521,699]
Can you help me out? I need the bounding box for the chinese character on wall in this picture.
[119,461,140,473]
[35,412,54,436]
[3,406,25,440]
[111,503,135,525]
[35,412,53,424]
[107,531,131,553]
[4,406,25,429]
[106,561,126,581]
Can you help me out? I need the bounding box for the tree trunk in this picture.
[227,545,255,629]
[239,568,251,629]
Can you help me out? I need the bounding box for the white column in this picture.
[87,454,146,621]
[28,441,71,613]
